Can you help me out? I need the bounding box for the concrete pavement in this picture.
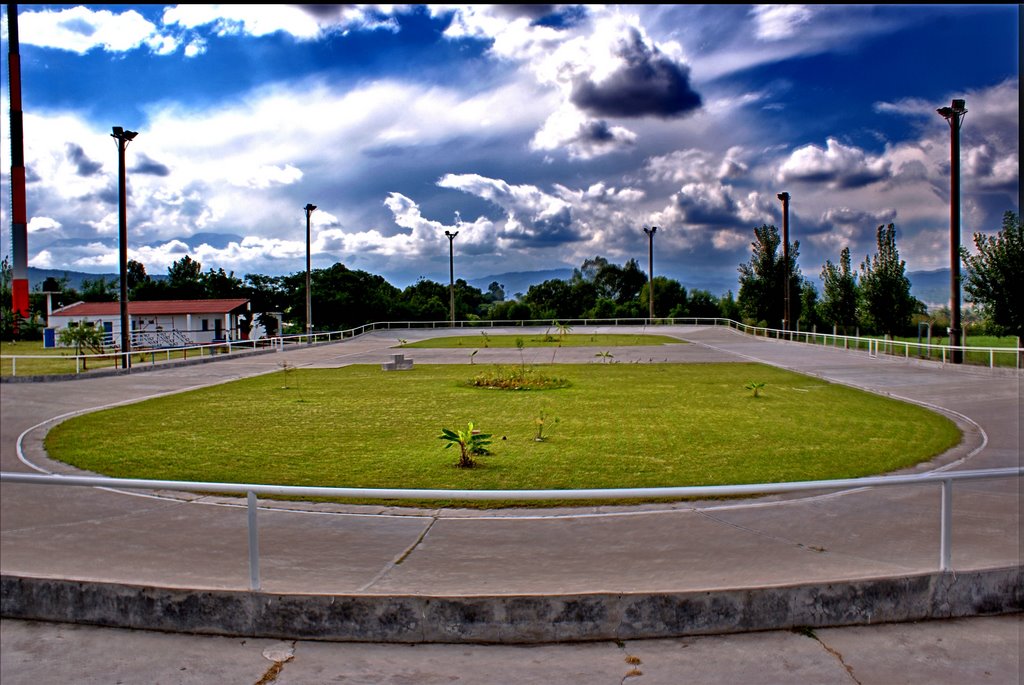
[3,614,1021,685]
[1,325,1021,644]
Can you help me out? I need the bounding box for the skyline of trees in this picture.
[4,211,1020,341]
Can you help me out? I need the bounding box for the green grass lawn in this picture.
[45,362,960,507]
[401,333,684,348]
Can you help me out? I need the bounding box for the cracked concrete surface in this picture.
[2,614,1020,684]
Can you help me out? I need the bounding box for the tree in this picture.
[640,276,686,318]
[57,321,106,369]
[687,290,720,319]
[819,247,859,332]
[0,257,15,340]
[799,281,820,331]
[859,224,916,337]
[202,267,245,299]
[737,224,802,327]
[719,290,741,321]
[126,259,149,292]
[961,210,1023,337]
[484,281,505,303]
[80,276,118,302]
[166,255,205,299]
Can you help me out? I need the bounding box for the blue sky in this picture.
[1,4,1018,294]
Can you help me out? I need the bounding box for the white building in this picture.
[47,298,257,348]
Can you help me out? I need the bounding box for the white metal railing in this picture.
[3,318,1021,376]
[2,468,1020,591]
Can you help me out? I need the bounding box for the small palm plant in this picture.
[595,350,614,364]
[746,381,766,398]
[439,422,493,468]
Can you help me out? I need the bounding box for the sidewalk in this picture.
[1,325,1020,643]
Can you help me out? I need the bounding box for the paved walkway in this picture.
[1,326,1020,641]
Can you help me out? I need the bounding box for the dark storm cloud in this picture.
[569,26,701,119]
[65,143,102,177]
[131,153,171,177]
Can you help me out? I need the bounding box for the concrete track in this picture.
[1,325,1020,643]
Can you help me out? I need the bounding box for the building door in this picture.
[103,322,113,347]
[215,319,223,340]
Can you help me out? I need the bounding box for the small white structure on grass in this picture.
[47,298,257,349]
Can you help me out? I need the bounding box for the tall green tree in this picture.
[859,224,916,337]
[166,255,205,299]
[640,276,687,318]
[737,224,802,327]
[961,210,1023,337]
[202,267,245,299]
[686,289,721,319]
[819,247,859,332]
[80,276,118,302]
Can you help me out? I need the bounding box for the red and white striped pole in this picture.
[6,4,30,325]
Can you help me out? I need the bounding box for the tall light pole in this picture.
[7,4,29,328]
[445,230,458,326]
[304,203,317,343]
[111,126,138,370]
[777,192,791,331]
[937,99,966,364]
[643,226,657,320]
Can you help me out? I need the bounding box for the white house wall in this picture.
[47,310,262,348]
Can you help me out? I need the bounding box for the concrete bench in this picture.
[381,353,414,371]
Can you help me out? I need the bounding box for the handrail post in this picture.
[939,479,953,572]
[247,491,261,591]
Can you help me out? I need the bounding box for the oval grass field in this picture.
[44,362,961,507]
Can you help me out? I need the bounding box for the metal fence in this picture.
[3,318,1021,376]
[2,467,1020,591]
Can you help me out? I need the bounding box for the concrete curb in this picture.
[3,567,1021,644]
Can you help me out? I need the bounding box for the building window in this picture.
[202,319,209,331]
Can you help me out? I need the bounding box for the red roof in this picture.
[51,299,250,317]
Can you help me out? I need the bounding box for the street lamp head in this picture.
[938,99,966,122]
[111,126,138,141]
[445,230,458,240]
[777,192,790,202]
[304,203,317,213]
[643,225,657,236]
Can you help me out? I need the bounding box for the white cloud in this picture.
[778,138,891,188]
[750,5,814,41]
[27,216,61,234]
[531,107,637,159]
[162,4,404,40]
[16,6,170,54]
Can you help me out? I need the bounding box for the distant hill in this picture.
[27,267,167,292]
[468,269,574,298]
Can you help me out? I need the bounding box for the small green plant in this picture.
[469,349,478,364]
[279,360,304,401]
[468,365,570,390]
[480,331,490,347]
[551,321,573,362]
[439,422,493,468]
[746,381,766,398]
[595,350,614,364]
[515,337,526,369]
[534,411,559,442]
[397,338,408,346]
